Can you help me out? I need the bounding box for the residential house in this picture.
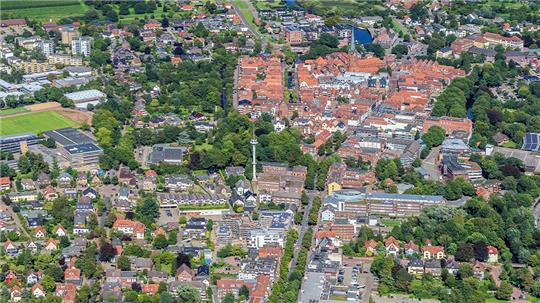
[0,177,10,191]
[26,270,42,285]
[176,264,195,282]
[487,246,498,263]
[112,219,145,239]
[4,239,18,256]
[54,224,68,237]
[64,267,82,285]
[404,241,419,257]
[20,179,36,191]
[364,239,378,256]
[31,283,46,298]
[44,238,59,252]
[422,241,444,260]
[407,259,424,277]
[384,236,400,256]
[33,226,47,238]
[9,285,22,302]
[58,173,73,187]
[42,185,58,201]
[424,260,442,277]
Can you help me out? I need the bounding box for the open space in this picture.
[1,0,89,21]
[0,110,78,136]
[0,107,28,117]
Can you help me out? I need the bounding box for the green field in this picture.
[0,0,89,21]
[0,111,78,136]
[232,0,256,28]
[0,107,28,117]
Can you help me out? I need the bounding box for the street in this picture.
[421,146,441,181]
[289,190,319,275]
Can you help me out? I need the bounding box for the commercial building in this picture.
[0,133,40,154]
[43,128,102,171]
[147,144,186,165]
[64,89,105,109]
[326,189,445,218]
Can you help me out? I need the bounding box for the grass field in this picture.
[0,111,78,136]
[0,107,28,117]
[232,0,256,28]
[0,0,89,21]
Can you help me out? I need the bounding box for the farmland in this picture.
[0,0,89,21]
[0,111,78,136]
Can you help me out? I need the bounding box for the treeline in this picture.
[267,228,313,303]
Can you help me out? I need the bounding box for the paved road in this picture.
[231,0,268,49]
[1,200,30,239]
[421,146,441,181]
[289,190,320,276]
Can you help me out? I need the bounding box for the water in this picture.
[353,27,373,45]
[286,0,297,6]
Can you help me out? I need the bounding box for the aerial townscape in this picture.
[1,0,540,302]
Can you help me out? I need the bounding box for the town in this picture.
[0,0,540,303]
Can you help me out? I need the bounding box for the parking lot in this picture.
[158,207,179,225]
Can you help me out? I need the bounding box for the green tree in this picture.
[495,280,513,300]
[117,255,131,271]
[422,126,446,148]
[135,196,159,225]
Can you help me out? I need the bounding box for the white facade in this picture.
[71,37,92,56]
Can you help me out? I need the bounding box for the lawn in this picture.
[232,0,256,28]
[485,298,509,303]
[178,204,229,211]
[1,0,89,21]
[381,219,402,228]
[0,111,78,136]
[118,5,166,21]
[0,107,28,117]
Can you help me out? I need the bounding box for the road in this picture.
[421,146,441,181]
[231,0,268,49]
[289,190,319,276]
[1,199,30,239]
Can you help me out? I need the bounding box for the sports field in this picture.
[0,0,89,21]
[0,111,78,136]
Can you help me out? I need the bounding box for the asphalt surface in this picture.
[289,190,318,276]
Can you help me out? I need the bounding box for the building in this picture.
[71,37,92,56]
[147,144,186,165]
[16,60,52,74]
[48,54,83,66]
[248,229,285,248]
[37,39,54,56]
[43,128,103,171]
[327,189,445,218]
[112,219,145,239]
[64,89,105,109]
[61,28,80,44]
[0,133,40,153]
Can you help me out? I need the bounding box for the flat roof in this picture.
[43,128,95,146]
[65,142,102,154]
[64,89,105,101]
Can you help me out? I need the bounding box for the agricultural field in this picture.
[298,0,386,17]
[0,0,89,21]
[0,111,78,136]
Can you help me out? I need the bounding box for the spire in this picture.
[250,128,258,183]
